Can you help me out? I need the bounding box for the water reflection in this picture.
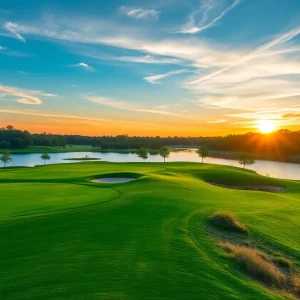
[5,150,300,180]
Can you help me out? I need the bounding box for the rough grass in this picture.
[220,242,286,287]
[272,256,293,271]
[291,276,300,297]
[210,211,247,233]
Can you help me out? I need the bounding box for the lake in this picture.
[4,150,300,180]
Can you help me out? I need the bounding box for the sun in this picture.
[258,119,276,134]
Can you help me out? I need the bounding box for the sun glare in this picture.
[258,119,276,134]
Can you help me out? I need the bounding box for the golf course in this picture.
[0,161,300,299]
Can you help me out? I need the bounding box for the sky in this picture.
[0,0,300,136]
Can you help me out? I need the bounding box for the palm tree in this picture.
[159,146,170,162]
[0,151,12,167]
[41,153,51,165]
[137,147,148,162]
[197,145,209,163]
[238,153,255,168]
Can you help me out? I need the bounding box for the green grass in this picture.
[0,161,300,299]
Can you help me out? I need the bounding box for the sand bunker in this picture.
[92,177,136,183]
[208,182,285,192]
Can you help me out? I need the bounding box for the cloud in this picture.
[144,69,189,84]
[114,55,183,65]
[0,109,143,126]
[68,85,78,87]
[70,62,95,71]
[41,93,57,97]
[18,71,28,75]
[4,16,300,127]
[178,0,242,34]
[88,96,181,117]
[283,113,300,119]
[0,20,222,67]
[225,106,300,127]
[120,6,159,19]
[4,22,26,42]
[189,26,300,85]
[0,85,55,105]
[207,119,227,124]
[0,46,7,50]
[155,103,181,110]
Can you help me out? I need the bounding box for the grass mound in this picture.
[221,242,286,287]
[210,211,247,233]
[292,276,300,297]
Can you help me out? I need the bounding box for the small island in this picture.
[63,156,101,161]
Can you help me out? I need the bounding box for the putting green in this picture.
[0,162,299,300]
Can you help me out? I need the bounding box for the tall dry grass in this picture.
[210,211,247,233]
[220,242,286,287]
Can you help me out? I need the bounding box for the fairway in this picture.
[1,162,300,299]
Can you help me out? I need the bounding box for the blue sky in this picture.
[0,0,300,136]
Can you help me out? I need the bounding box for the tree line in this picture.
[1,146,255,169]
[1,125,300,159]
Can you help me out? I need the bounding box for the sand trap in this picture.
[92,177,136,183]
[208,182,285,192]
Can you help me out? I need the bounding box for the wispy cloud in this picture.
[40,93,57,97]
[68,84,79,88]
[0,109,145,127]
[114,55,183,65]
[18,71,28,75]
[4,22,26,42]
[207,119,227,124]
[144,69,189,84]
[226,106,300,127]
[155,103,181,110]
[0,48,32,57]
[178,0,242,34]
[88,96,181,117]
[120,6,160,19]
[3,15,300,129]
[0,85,55,105]
[0,46,7,50]
[70,62,95,71]
[189,27,300,85]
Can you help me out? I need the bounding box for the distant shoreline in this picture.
[1,146,300,164]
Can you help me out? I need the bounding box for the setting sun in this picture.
[258,119,277,134]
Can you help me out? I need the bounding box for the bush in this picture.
[221,242,286,287]
[210,211,247,233]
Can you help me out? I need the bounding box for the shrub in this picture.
[210,211,247,233]
[221,242,286,287]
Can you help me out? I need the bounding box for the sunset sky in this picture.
[0,0,300,136]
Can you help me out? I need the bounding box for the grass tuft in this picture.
[272,256,293,271]
[220,242,286,287]
[210,211,247,233]
[291,276,300,297]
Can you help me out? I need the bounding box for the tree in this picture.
[238,153,255,168]
[137,147,148,162]
[6,125,14,131]
[1,151,12,167]
[10,137,23,148]
[41,153,51,165]
[159,146,170,162]
[0,141,9,148]
[197,145,209,163]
